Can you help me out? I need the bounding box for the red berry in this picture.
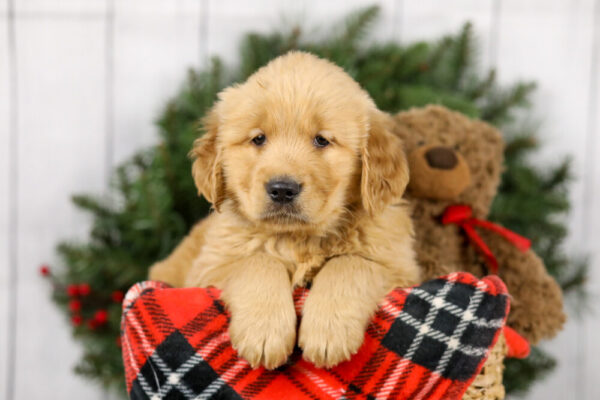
[71,315,82,326]
[87,320,98,330]
[111,290,124,303]
[67,284,79,297]
[94,310,108,325]
[78,283,91,296]
[69,299,81,312]
[39,265,50,276]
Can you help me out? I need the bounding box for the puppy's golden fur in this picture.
[149,52,420,369]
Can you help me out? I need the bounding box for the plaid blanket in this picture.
[121,273,509,400]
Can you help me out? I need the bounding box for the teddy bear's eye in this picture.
[417,140,426,147]
[454,144,460,151]
[251,134,266,146]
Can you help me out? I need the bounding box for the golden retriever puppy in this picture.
[149,51,420,369]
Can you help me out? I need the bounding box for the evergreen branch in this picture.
[240,32,287,79]
[465,68,496,100]
[542,159,572,190]
[559,260,588,294]
[71,195,114,218]
[448,22,475,89]
[339,5,380,46]
[504,347,556,394]
[481,82,536,124]
[428,35,454,72]
[504,135,538,160]
[114,165,133,207]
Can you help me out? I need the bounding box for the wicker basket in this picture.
[462,334,507,400]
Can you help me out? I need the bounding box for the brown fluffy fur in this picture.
[393,105,566,344]
[149,52,420,369]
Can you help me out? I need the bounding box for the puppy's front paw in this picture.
[229,305,296,370]
[298,298,368,368]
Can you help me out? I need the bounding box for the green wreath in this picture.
[47,6,585,396]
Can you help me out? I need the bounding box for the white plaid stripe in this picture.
[413,281,488,400]
[193,378,226,399]
[123,281,170,393]
[127,312,159,356]
[219,359,248,384]
[135,329,232,399]
[398,277,456,361]
[134,351,202,399]
[434,281,487,375]
[376,274,458,399]
[197,331,229,359]
[410,287,503,329]
[376,274,504,400]
[376,356,411,399]
[136,373,162,400]
[151,352,202,397]
[123,281,166,313]
[293,365,346,399]
[123,324,142,379]
[396,311,498,357]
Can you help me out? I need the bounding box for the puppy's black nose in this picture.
[425,146,458,170]
[265,178,301,204]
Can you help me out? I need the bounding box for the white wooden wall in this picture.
[1,1,599,399]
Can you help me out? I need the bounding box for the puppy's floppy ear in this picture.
[361,110,409,216]
[190,107,226,210]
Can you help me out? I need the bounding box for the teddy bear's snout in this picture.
[406,144,472,200]
[425,146,458,170]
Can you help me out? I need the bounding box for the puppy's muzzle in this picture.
[265,178,301,204]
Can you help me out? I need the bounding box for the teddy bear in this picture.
[392,105,565,344]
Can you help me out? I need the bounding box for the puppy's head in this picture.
[191,52,408,233]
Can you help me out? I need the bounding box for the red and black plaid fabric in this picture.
[121,273,509,400]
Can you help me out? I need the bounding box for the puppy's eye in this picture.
[454,143,461,150]
[252,134,266,146]
[313,135,330,148]
[417,140,426,146]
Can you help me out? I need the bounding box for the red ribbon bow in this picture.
[441,205,531,274]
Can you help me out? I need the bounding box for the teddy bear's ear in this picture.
[190,107,226,211]
[361,110,409,216]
